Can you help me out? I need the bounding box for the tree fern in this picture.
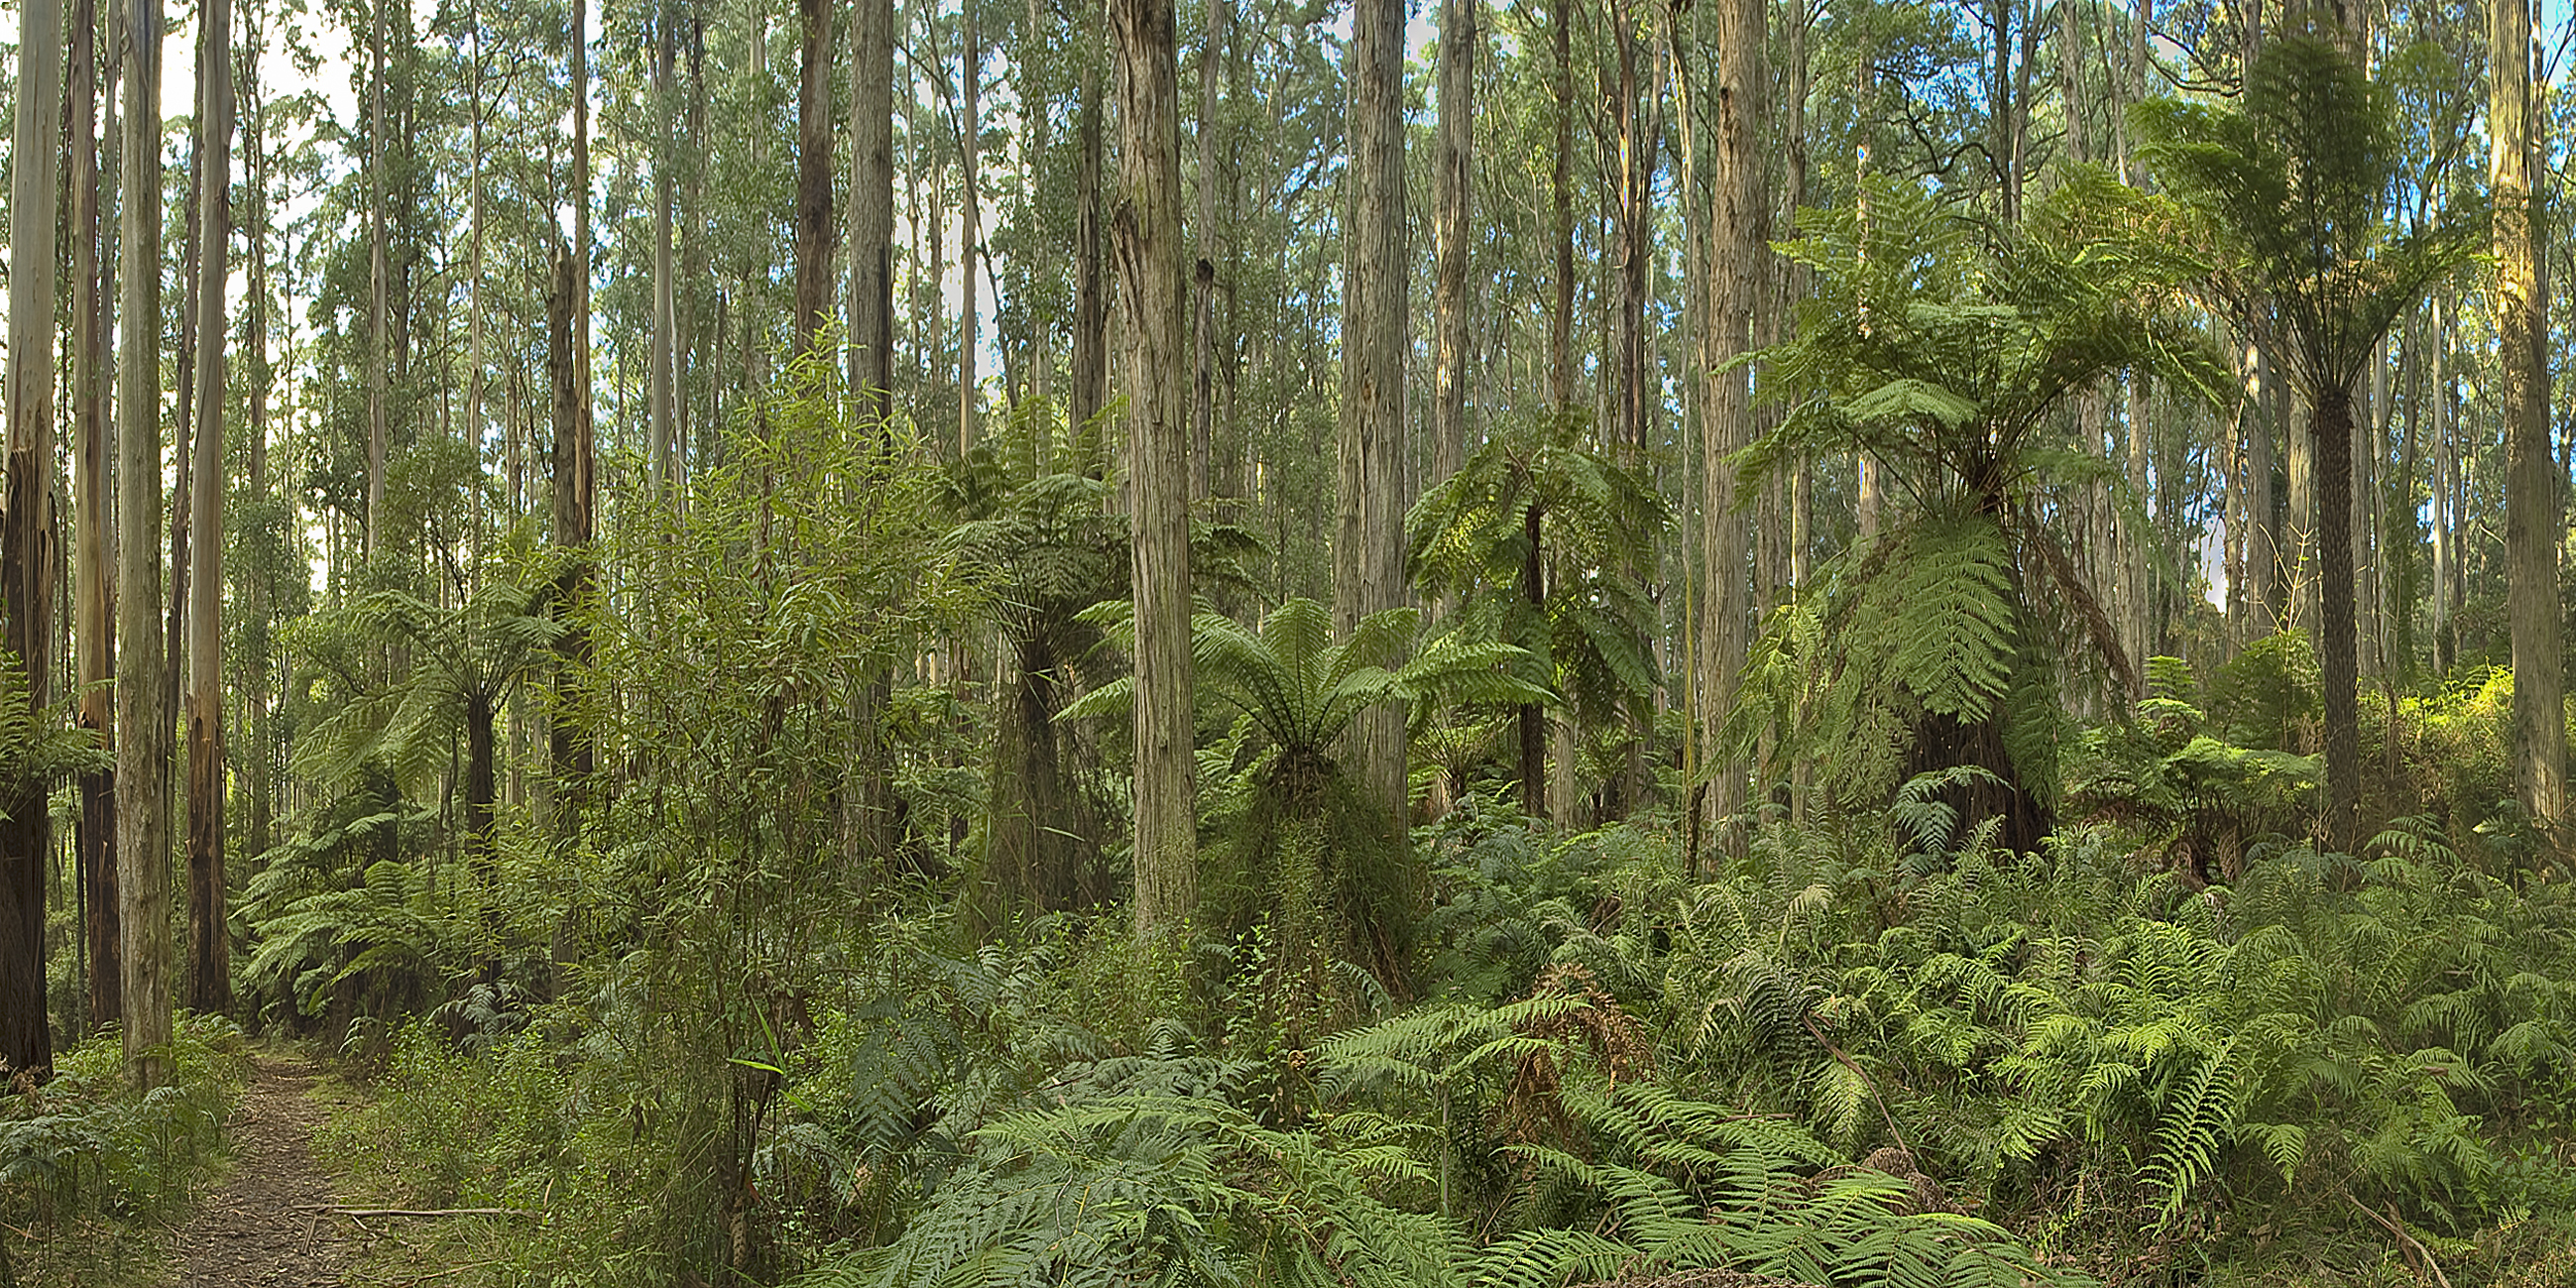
[1407,411,1670,747]
[1734,173,2224,847]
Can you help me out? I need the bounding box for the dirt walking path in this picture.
[173,1054,353,1288]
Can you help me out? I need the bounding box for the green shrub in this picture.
[0,1015,249,1284]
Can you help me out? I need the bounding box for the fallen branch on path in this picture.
[2341,1188,2453,1288]
[305,1205,530,1219]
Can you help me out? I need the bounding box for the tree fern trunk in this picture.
[1520,500,1545,816]
[2315,385,2362,847]
[1911,709,2049,857]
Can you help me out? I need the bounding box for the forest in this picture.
[2,0,2575,1281]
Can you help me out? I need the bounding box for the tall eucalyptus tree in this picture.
[1339,0,1409,829]
[2,0,64,1076]
[1116,0,1196,940]
[1698,0,1763,860]
[2143,37,2481,845]
[71,0,119,1036]
[185,0,235,1016]
[2493,0,2562,836]
[119,0,172,1089]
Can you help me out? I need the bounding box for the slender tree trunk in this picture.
[2395,308,2421,676]
[185,0,233,1016]
[1850,56,1882,546]
[2,0,64,1078]
[2361,339,2387,676]
[1613,1,1663,460]
[467,3,488,530]
[2432,291,2453,666]
[2123,0,2155,671]
[1991,0,2017,220]
[2128,383,2152,670]
[849,0,893,418]
[1191,0,1225,503]
[793,0,833,344]
[550,0,597,814]
[367,0,389,560]
[1431,0,1473,491]
[170,115,198,788]
[71,0,120,1037]
[1698,0,1763,864]
[1114,0,1196,941]
[2058,0,2084,164]
[547,244,595,791]
[2496,0,2564,838]
[243,51,274,831]
[651,6,676,493]
[573,0,591,442]
[118,0,170,1088]
[681,16,708,490]
[1551,0,1573,414]
[1607,9,1664,819]
[838,0,896,869]
[1217,24,1245,519]
[1339,0,1410,829]
[1783,0,1813,817]
[466,691,497,948]
[2316,382,2362,846]
[958,0,982,456]
[2232,335,2263,636]
[1071,64,1108,468]
[1519,501,1544,815]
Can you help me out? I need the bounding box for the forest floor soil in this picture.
[172,1053,355,1288]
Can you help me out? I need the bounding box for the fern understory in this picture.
[0,1015,250,1288]
[298,766,2576,1288]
